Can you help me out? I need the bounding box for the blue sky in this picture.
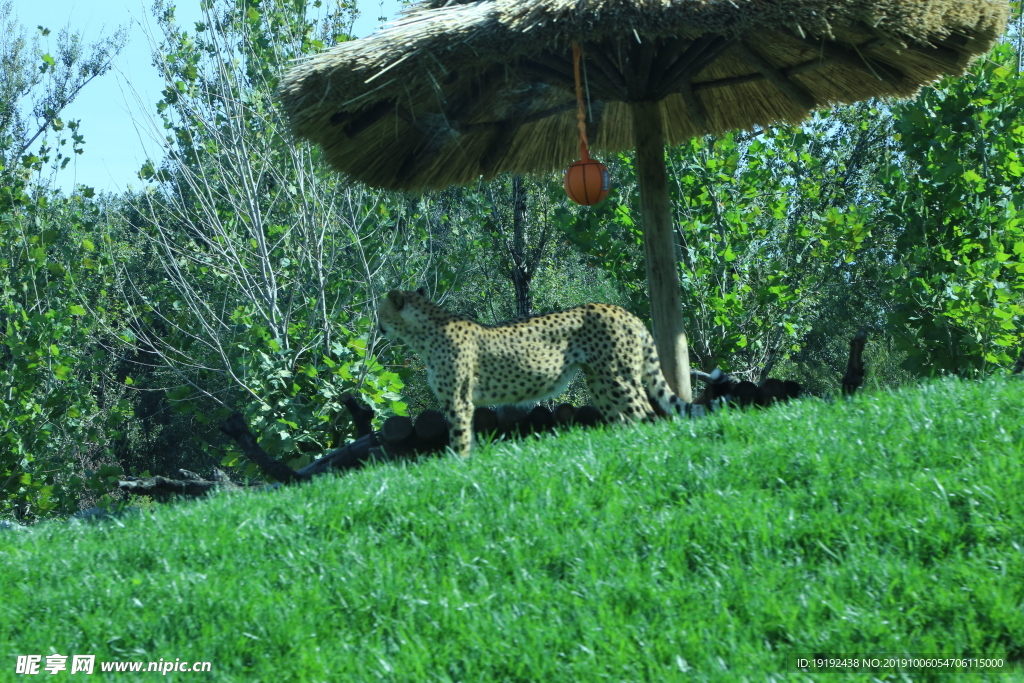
[19,0,406,194]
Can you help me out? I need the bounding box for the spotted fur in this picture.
[377,289,700,456]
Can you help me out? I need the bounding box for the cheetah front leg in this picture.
[446,369,475,457]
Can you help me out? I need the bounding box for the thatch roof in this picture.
[278,0,1008,191]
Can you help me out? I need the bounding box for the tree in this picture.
[0,2,128,520]
[115,0,430,470]
[0,0,127,192]
[881,39,1024,376]
[480,174,555,318]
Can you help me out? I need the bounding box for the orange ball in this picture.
[564,158,610,206]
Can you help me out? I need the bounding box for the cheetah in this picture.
[377,289,704,456]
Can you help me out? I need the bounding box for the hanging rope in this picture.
[565,40,610,206]
[572,41,590,161]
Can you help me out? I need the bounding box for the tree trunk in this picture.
[842,329,868,396]
[510,174,533,318]
[631,100,692,402]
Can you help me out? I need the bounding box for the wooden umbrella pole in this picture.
[630,99,692,402]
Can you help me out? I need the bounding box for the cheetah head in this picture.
[377,288,434,342]
[377,290,404,338]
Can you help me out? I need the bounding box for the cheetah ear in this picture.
[387,290,405,310]
[415,287,426,296]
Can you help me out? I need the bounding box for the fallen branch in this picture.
[220,412,312,483]
[340,393,375,438]
[118,469,241,500]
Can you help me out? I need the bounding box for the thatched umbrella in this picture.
[279,0,1008,401]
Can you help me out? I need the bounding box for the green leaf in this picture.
[68,305,86,316]
[961,169,984,189]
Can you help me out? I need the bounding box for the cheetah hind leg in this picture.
[582,368,656,423]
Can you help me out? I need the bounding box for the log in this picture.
[758,378,786,406]
[528,405,556,434]
[414,409,449,446]
[380,415,414,445]
[473,406,500,435]
[732,381,759,407]
[497,405,529,432]
[783,380,802,401]
[574,405,605,427]
[554,403,576,425]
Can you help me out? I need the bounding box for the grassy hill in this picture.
[2,377,1023,681]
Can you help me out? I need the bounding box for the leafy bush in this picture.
[882,42,1024,375]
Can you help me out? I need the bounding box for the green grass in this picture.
[3,377,1023,682]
